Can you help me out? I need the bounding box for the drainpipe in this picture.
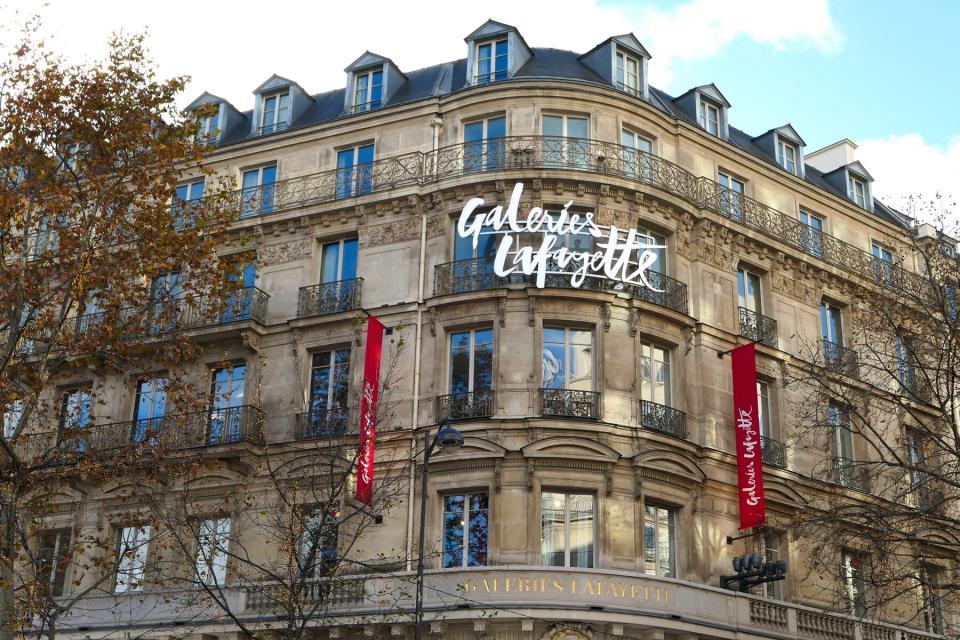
[405,112,444,570]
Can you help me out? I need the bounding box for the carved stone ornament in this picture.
[541,624,592,640]
[361,219,420,247]
[259,238,310,266]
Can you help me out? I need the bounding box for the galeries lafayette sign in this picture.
[457,182,665,290]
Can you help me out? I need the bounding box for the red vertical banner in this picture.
[731,343,766,529]
[355,315,385,506]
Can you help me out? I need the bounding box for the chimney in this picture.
[805,138,857,174]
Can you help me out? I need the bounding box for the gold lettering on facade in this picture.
[458,574,673,603]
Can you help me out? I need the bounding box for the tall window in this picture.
[241,164,277,217]
[895,335,916,394]
[542,114,590,168]
[718,173,744,221]
[336,144,375,199]
[443,493,488,568]
[195,518,231,585]
[848,174,866,207]
[476,39,508,83]
[449,328,493,396]
[115,525,150,593]
[132,376,167,443]
[776,139,798,174]
[757,381,772,439]
[842,549,868,616]
[821,301,844,366]
[260,92,289,134]
[698,97,720,135]
[542,327,593,391]
[224,259,257,323]
[37,529,70,597]
[871,244,895,287]
[639,342,671,406]
[321,238,359,284]
[209,365,245,445]
[541,492,594,568]
[760,532,783,599]
[737,267,763,314]
[637,228,667,275]
[464,116,506,173]
[920,565,945,634]
[905,428,929,491]
[643,504,676,577]
[615,49,641,95]
[301,508,339,578]
[308,349,351,435]
[353,68,383,112]
[800,210,824,257]
[621,128,653,182]
[197,111,218,142]
[60,387,92,433]
[3,399,23,439]
[830,402,856,488]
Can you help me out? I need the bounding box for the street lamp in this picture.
[414,424,464,640]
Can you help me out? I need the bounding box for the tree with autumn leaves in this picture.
[0,19,241,637]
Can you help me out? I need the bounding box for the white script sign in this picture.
[457,182,665,290]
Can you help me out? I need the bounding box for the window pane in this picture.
[473,328,494,391]
[568,330,593,391]
[321,241,341,283]
[449,331,471,395]
[442,495,465,568]
[540,492,565,566]
[542,328,566,389]
[568,494,594,568]
[341,239,358,281]
[542,115,563,138]
[567,117,589,139]
[467,493,488,566]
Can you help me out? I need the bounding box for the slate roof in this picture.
[203,47,910,229]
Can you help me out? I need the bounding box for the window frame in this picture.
[114,524,151,594]
[442,491,490,569]
[540,490,596,568]
[639,340,672,406]
[737,266,764,314]
[448,327,494,395]
[615,49,641,96]
[848,174,867,207]
[776,138,798,174]
[541,325,595,391]
[760,531,783,599]
[260,91,290,134]
[643,502,676,577]
[194,517,231,586]
[38,528,72,597]
[300,506,340,579]
[308,348,351,416]
[718,172,745,220]
[757,379,772,439]
[353,68,384,112]
[841,548,869,616]
[698,97,721,135]
[475,38,508,83]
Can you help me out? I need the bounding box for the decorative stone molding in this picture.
[258,238,311,266]
[771,272,819,307]
[361,219,420,247]
[541,623,592,640]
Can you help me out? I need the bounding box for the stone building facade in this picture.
[22,19,955,640]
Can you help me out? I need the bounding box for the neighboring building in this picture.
[20,19,955,640]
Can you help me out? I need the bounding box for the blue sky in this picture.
[8,0,957,211]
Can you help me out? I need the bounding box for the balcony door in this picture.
[317,239,358,315]
[241,165,277,217]
[336,144,374,199]
[621,128,652,182]
[737,268,763,314]
[223,260,256,323]
[463,116,506,173]
[800,211,824,257]
[132,377,167,444]
[542,114,589,169]
[308,349,350,436]
[60,387,92,450]
[208,365,246,445]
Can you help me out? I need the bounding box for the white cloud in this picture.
[3,0,842,109]
[857,135,960,228]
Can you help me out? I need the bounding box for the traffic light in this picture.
[721,554,787,592]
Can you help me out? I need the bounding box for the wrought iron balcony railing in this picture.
[295,409,349,440]
[639,399,686,439]
[433,258,507,296]
[432,257,689,315]
[739,307,778,348]
[52,406,264,456]
[259,121,289,135]
[761,436,786,468]
[351,100,381,113]
[436,390,496,422]
[822,340,859,378]
[471,70,509,85]
[298,279,363,318]
[538,388,600,420]
[832,457,870,493]
[229,152,422,218]
[183,286,270,328]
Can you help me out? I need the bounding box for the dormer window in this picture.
[615,49,641,96]
[848,174,866,207]
[475,39,508,84]
[260,92,289,134]
[195,110,219,143]
[353,68,383,113]
[698,97,720,136]
[777,138,798,175]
